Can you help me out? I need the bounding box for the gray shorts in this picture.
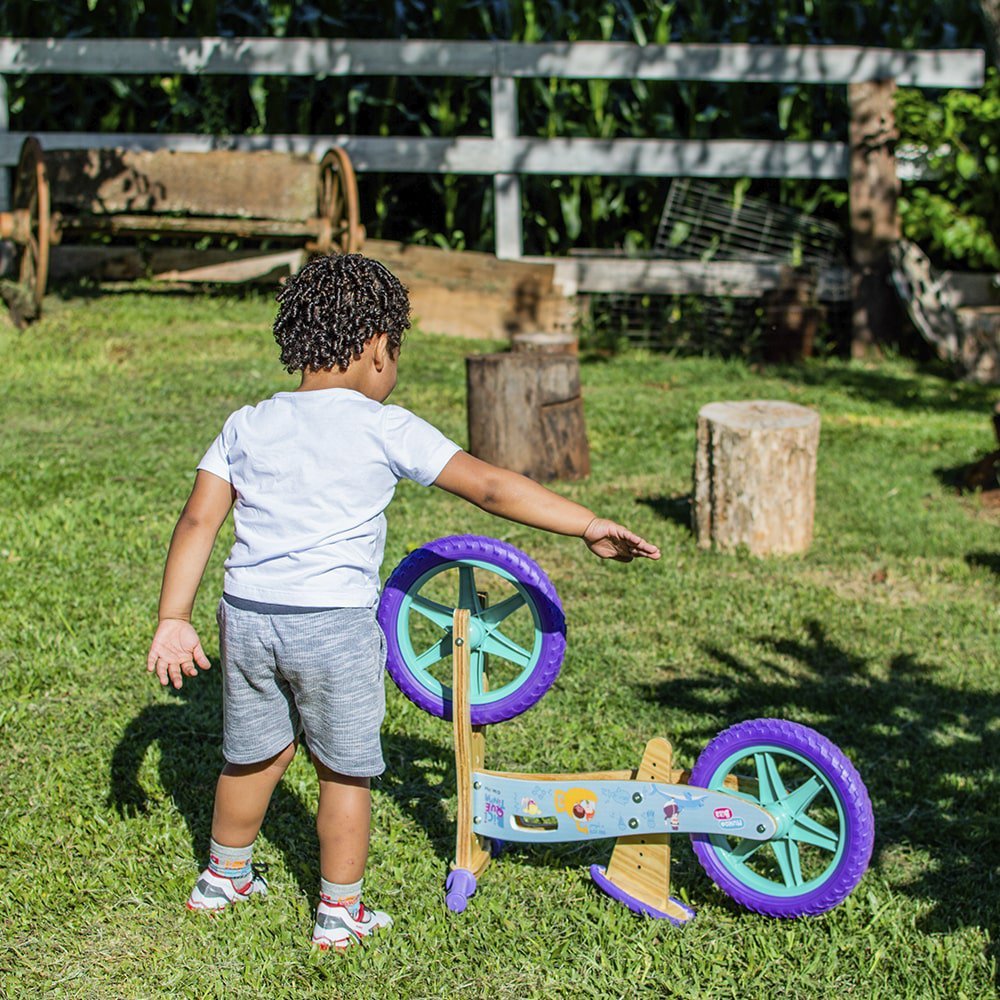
[217,598,386,776]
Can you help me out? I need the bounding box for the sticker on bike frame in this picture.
[471,774,777,843]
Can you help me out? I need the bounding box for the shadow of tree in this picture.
[966,551,1000,576]
[640,620,1000,947]
[637,493,694,533]
[787,362,996,413]
[109,666,457,899]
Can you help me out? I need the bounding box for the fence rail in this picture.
[0,37,985,86]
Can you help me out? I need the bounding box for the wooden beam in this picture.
[540,256,851,300]
[0,38,985,87]
[0,131,850,178]
[491,75,522,259]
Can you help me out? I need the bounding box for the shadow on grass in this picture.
[966,551,1000,576]
[785,362,996,413]
[637,493,694,534]
[642,620,999,951]
[109,665,455,898]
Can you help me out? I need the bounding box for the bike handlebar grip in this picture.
[445,868,477,913]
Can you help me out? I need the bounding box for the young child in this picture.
[146,253,659,951]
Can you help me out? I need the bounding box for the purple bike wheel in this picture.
[378,535,566,725]
[689,719,874,918]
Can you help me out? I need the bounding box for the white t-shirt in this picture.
[198,388,461,607]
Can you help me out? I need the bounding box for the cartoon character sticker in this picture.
[663,801,680,831]
[555,787,598,833]
[655,788,708,831]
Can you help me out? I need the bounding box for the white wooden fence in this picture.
[0,37,986,263]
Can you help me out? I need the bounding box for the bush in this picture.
[897,67,1000,271]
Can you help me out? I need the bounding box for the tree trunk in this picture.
[848,79,901,359]
[466,352,590,482]
[979,0,1000,67]
[694,400,820,556]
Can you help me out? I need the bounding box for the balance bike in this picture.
[378,535,874,922]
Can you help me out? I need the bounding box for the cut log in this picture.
[466,352,590,482]
[694,400,820,555]
[510,331,579,355]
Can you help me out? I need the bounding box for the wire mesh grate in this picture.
[653,179,846,267]
[583,180,849,355]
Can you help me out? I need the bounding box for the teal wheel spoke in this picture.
[770,839,804,888]
[410,594,456,630]
[782,776,824,817]
[414,636,451,670]
[480,592,526,627]
[789,813,840,852]
[726,837,765,863]
[470,649,487,697]
[480,628,532,667]
[457,566,482,613]
[755,752,788,804]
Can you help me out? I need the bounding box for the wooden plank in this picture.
[543,256,855,299]
[152,249,304,284]
[46,148,317,220]
[451,610,491,878]
[0,38,985,87]
[602,737,693,922]
[49,245,303,284]
[365,238,575,339]
[0,132,850,178]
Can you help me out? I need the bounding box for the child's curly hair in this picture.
[273,253,411,372]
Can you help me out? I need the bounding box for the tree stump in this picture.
[694,400,820,556]
[466,352,590,482]
[510,331,579,355]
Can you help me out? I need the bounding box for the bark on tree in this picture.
[848,79,901,359]
[694,400,820,556]
[979,0,1000,67]
[466,352,590,482]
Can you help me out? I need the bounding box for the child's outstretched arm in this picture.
[433,451,660,562]
[146,470,235,689]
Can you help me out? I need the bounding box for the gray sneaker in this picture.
[312,900,392,950]
[186,867,268,911]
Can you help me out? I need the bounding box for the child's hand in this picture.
[146,618,211,689]
[582,518,661,562]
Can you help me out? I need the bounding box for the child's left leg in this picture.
[311,759,392,950]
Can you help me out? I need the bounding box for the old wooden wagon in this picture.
[0,136,363,320]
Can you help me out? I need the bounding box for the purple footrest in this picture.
[590,865,696,925]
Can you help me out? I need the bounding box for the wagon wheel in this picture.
[318,147,363,254]
[9,137,52,315]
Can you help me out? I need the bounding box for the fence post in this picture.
[848,78,901,358]
[491,74,522,260]
[0,76,9,210]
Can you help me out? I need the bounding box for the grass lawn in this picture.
[1,286,998,999]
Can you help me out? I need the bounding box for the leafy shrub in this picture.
[896,67,1000,270]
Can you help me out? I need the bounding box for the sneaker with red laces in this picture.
[311,899,392,950]
[186,867,268,911]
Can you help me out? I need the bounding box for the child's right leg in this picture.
[187,741,297,911]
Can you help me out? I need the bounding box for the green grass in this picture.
[1,287,998,999]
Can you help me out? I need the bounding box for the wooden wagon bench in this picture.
[0,136,363,323]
